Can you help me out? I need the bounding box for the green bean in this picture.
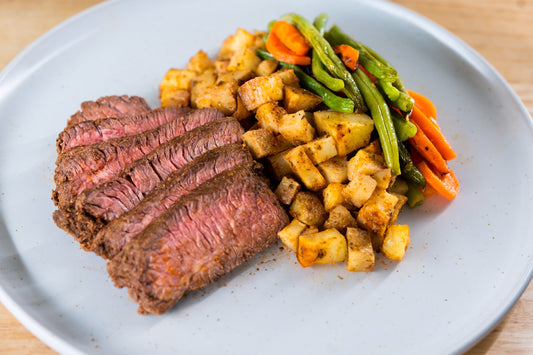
[398,141,425,186]
[313,14,328,35]
[353,68,401,175]
[256,49,355,113]
[282,13,366,113]
[406,181,425,208]
[379,80,400,102]
[391,110,417,141]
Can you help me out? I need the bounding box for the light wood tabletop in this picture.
[0,0,532,354]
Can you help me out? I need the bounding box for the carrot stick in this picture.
[359,65,376,83]
[271,21,311,56]
[334,44,359,71]
[408,121,449,174]
[266,32,311,65]
[408,90,437,120]
[410,106,457,160]
[416,161,459,200]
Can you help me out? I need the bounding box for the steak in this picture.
[66,117,245,248]
[57,107,191,153]
[108,162,289,315]
[92,144,252,259]
[67,95,151,126]
[53,108,223,209]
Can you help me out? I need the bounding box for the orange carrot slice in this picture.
[271,21,311,56]
[416,161,459,200]
[266,32,311,66]
[408,121,449,174]
[410,106,456,160]
[334,44,359,71]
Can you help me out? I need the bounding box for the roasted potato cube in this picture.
[255,59,279,76]
[289,191,327,226]
[342,173,377,208]
[346,227,375,272]
[323,182,345,212]
[190,70,216,107]
[389,194,408,226]
[233,95,251,120]
[255,102,286,134]
[317,156,348,184]
[265,149,293,181]
[284,146,327,191]
[278,218,307,252]
[301,226,319,236]
[195,80,238,115]
[297,229,347,267]
[279,110,315,145]
[303,136,338,166]
[214,59,229,73]
[373,168,392,190]
[160,69,196,93]
[187,50,215,73]
[357,189,399,236]
[313,111,374,156]
[275,176,301,205]
[216,70,255,85]
[227,47,261,72]
[218,28,255,60]
[242,128,292,159]
[283,86,323,114]
[238,75,284,111]
[271,68,299,87]
[161,89,190,108]
[323,205,357,233]
[362,139,383,155]
[382,225,410,261]
[347,149,386,179]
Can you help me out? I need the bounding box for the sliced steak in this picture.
[53,108,223,209]
[57,107,191,153]
[68,95,151,126]
[108,162,289,315]
[92,144,252,259]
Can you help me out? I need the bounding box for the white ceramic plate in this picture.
[1,0,532,354]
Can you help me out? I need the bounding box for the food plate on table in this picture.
[0,0,532,354]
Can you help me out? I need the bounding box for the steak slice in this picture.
[92,144,252,259]
[53,108,223,209]
[68,95,151,126]
[66,117,245,248]
[108,162,289,315]
[57,107,191,153]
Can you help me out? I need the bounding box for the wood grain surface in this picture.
[0,0,532,354]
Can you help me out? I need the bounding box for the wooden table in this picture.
[0,0,531,353]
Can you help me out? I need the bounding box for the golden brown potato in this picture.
[278,110,316,145]
[160,69,197,93]
[227,47,261,72]
[195,80,238,115]
[161,89,190,108]
[255,59,279,76]
[313,111,374,156]
[297,229,347,267]
[346,227,375,272]
[342,173,378,208]
[357,189,399,236]
[275,176,301,205]
[216,70,255,85]
[241,128,292,159]
[214,59,230,73]
[323,182,345,212]
[389,193,408,226]
[323,205,357,233]
[238,74,284,111]
[190,70,217,107]
[317,156,348,184]
[303,136,338,165]
[278,218,307,252]
[283,86,323,114]
[271,68,300,87]
[218,28,255,60]
[382,225,410,261]
[255,102,287,134]
[301,226,319,236]
[265,149,293,181]
[284,146,327,191]
[373,168,392,190]
[233,95,252,120]
[187,50,215,73]
[347,149,386,180]
[289,191,327,226]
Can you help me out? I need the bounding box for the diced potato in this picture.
[303,136,338,165]
[342,173,378,208]
[382,225,410,262]
[218,28,255,60]
[317,156,348,184]
[233,95,251,120]
[347,149,386,180]
[255,102,286,134]
[289,191,327,226]
[160,69,196,93]
[195,80,238,115]
[346,227,375,272]
[271,68,299,87]
[301,226,319,236]
[275,176,301,205]
[389,194,408,226]
[283,86,323,114]
[297,229,347,267]
[214,59,229,73]
[252,30,267,50]
[238,75,284,111]
[284,146,326,191]
[161,89,190,108]
[265,149,293,181]
[279,110,315,145]
[323,183,345,212]
[357,189,399,236]
[373,168,392,190]
[255,59,279,76]
[323,205,357,233]
[278,218,307,252]
[242,128,292,159]
[227,47,261,72]
[362,139,383,155]
[313,111,374,156]
[187,50,215,73]
[190,70,217,107]
[216,70,255,85]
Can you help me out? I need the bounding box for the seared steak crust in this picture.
[92,144,252,259]
[57,107,191,153]
[108,162,289,315]
[68,95,151,126]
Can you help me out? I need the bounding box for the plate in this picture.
[1,0,532,354]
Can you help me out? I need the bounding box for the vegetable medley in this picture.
[159,13,459,271]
